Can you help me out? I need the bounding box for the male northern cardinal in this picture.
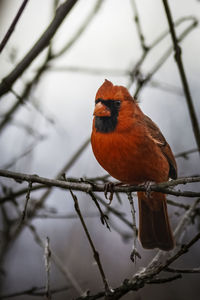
[91,80,177,251]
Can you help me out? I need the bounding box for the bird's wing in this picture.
[144,115,177,179]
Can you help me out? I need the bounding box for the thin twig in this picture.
[162,231,200,269]
[28,224,83,295]
[167,199,190,210]
[162,0,200,155]
[91,193,133,230]
[0,184,45,204]
[141,200,200,278]
[0,49,52,133]
[88,191,110,230]
[0,0,104,132]
[59,138,90,177]
[70,189,111,293]
[108,220,132,242]
[173,198,200,242]
[165,266,200,274]
[150,16,197,49]
[127,192,141,262]
[146,274,182,284]
[0,0,30,53]
[175,148,199,159]
[149,79,183,96]
[44,237,51,299]
[0,0,79,97]
[0,138,90,272]
[52,0,104,58]
[48,65,128,76]
[19,181,32,225]
[34,212,99,219]
[25,137,90,218]
[1,138,45,170]
[0,286,69,299]
[74,232,200,300]
[130,0,148,51]
[133,15,198,98]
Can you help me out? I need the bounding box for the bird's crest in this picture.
[96,79,133,102]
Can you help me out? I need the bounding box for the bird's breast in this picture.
[91,129,169,184]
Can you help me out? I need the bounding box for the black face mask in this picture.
[94,99,121,133]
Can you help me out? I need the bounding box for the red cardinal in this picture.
[91,80,177,251]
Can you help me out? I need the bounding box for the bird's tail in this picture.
[137,191,174,251]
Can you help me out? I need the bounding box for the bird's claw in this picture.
[130,247,142,263]
[104,182,115,204]
[142,181,155,198]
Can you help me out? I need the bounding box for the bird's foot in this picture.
[104,182,124,204]
[130,247,142,263]
[142,181,155,198]
[104,182,115,204]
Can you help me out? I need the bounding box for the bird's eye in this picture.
[114,100,121,108]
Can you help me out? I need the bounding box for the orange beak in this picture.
[93,102,111,117]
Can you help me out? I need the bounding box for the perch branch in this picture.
[0,169,200,197]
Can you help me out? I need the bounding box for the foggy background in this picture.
[0,0,200,299]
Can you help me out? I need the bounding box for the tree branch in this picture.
[0,286,69,299]
[0,0,30,53]
[71,190,110,293]
[0,0,78,97]
[162,0,200,155]
[28,224,83,295]
[165,267,200,274]
[0,169,200,197]
[75,228,200,299]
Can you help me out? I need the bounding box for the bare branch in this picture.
[146,274,182,284]
[19,181,32,226]
[52,0,104,58]
[0,50,51,133]
[88,191,110,230]
[0,184,45,204]
[44,237,51,299]
[28,224,83,295]
[48,65,128,76]
[175,148,199,159]
[165,267,200,274]
[0,286,69,299]
[127,192,141,262]
[167,199,190,210]
[58,138,90,177]
[34,212,99,220]
[92,193,133,230]
[173,198,200,241]
[75,232,200,299]
[0,169,199,197]
[133,15,198,98]
[1,138,45,170]
[0,0,30,53]
[130,0,148,51]
[162,0,200,155]
[0,0,79,97]
[71,189,111,293]
[150,16,197,49]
